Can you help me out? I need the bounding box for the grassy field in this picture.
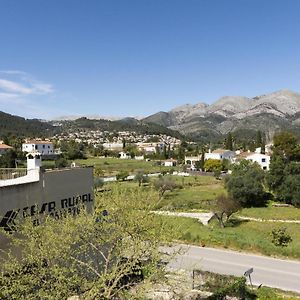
[75,157,178,175]
[99,163,300,259]
[156,175,225,211]
[238,206,300,221]
[164,216,300,259]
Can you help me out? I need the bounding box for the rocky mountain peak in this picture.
[142,89,300,138]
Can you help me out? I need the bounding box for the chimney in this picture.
[26,153,42,170]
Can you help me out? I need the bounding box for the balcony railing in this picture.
[0,168,27,180]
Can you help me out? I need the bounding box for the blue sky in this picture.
[0,0,300,119]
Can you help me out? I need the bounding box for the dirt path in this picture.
[237,216,300,224]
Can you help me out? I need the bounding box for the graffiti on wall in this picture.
[0,193,93,230]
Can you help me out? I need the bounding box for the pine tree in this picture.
[225,132,233,150]
[256,131,262,148]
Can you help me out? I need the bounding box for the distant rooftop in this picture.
[212,149,232,154]
[24,140,53,145]
[0,143,13,149]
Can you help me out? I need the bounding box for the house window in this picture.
[35,145,38,150]
[43,145,45,149]
[262,158,266,162]
[263,166,267,170]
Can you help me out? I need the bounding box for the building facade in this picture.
[205,149,235,161]
[0,154,94,237]
[22,140,54,156]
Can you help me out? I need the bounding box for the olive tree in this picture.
[154,177,178,198]
[0,186,173,299]
[213,194,241,228]
[225,160,267,207]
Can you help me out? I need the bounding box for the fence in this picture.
[0,168,27,180]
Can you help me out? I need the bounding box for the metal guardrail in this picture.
[0,168,27,180]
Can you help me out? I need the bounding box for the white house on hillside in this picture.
[22,140,54,156]
[184,155,202,168]
[205,149,235,161]
[244,152,271,170]
[163,159,177,167]
[119,151,131,159]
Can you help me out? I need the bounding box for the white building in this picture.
[119,151,131,159]
[137,143,157,154]
[103,143,123,151]
[205,149,235,161]
[0,154,94,235]
[184,155,202,168]
[244,152,271,170]
[134,155,144,160]
[163,159,177,167]
[22,140,54,156]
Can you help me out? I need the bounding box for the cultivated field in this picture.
[92,157,300,260]
[76,157,178,175]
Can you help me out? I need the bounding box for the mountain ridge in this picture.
[142,89,300,141]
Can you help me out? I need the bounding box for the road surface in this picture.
[166,244,300,293]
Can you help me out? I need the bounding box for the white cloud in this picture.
[0,70,54,96]
[0,79,33,94]
[0,71,55,117]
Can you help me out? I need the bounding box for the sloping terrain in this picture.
[143,89,300,140]
[0,111,56,138]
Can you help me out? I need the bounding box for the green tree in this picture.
[225,132,233,151]
[134,170,149,187]
[256,130,262,148]
[0,187,172,299]
[213,194,241,228]
[154,177,177,198]
[225,160,267,207]
[277,163,300,206]
[267,132,300,206]
[204,159,222,172]
[60,140,86,160]
[0,149,17,168]
[266,155,285,194]
[116,170,129,181]
[201,148,205,170]
[273,131,300,162]
[54,157,68,168]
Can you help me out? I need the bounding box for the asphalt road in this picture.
[166,244,300,293]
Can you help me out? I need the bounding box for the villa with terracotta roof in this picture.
[0,143,13,155]
[22,140,54,156]
[235,151,271,170]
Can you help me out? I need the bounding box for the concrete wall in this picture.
[0,167,94,232]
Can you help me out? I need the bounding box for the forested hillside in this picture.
[0,111,56,138]
[57,117,185,139]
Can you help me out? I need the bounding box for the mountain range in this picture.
[2,89,300,143]
[142,89,300,141]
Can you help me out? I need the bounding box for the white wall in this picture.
[22,143,54,155]
[245,153,271,170]
[205,151,235,161]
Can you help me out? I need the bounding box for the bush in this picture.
[225,160,267,207]
[271,227,293,247]
[55,157,68,168]
[116,170,129,181]
[94,177,104,190]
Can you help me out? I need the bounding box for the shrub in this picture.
[116,170,129,181]
[271,227,292,247]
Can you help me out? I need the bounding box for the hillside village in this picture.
[2,1,300,298]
